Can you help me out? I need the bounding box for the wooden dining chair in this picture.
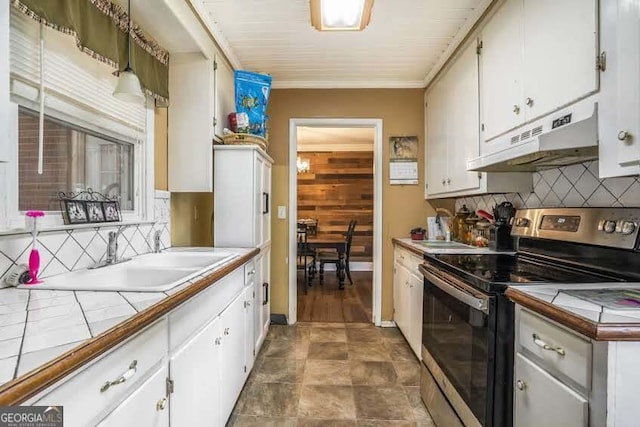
[297,224,315,293]
[318,220,357,287]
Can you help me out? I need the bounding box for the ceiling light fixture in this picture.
[310,0,374,31]
[113,0,145,103]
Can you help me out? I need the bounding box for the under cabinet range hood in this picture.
[468,101,599,172]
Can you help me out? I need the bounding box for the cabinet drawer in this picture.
[33,319,168,427]
[169,268,243,351]
[518,309,591,389]
[394,247,422,277]
[514,353,587,427]
[244,260,256,286]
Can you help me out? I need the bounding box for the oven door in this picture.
[420,263,496,427]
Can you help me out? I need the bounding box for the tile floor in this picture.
[228,323,435,426]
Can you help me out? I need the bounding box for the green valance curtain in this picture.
[13,0,169,102]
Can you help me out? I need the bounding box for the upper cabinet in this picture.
[425,41,532,199]
[599,0,640,177]
[168,53,235,192]
[480,0,598,142]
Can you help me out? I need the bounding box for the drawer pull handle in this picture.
[516,379,527,391]
[100,360,138,393]
[532,334,566,356]
[156,397,168,411]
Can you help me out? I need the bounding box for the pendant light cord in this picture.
[126,0,131,70]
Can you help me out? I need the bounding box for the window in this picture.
[18,109,135,212]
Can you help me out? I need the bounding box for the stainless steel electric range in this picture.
[419,208,640,427]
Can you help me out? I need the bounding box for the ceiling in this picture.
[297,127,374,152]
[199,0,492,88]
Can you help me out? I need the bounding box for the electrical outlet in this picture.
[277,206,287,219]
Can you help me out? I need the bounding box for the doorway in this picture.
[288,118,383,326]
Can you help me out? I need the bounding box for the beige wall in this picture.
[170,193,214,247]
[267,89,453,321]
[154,108,168,191]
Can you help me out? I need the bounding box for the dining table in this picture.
[306,236,347,289]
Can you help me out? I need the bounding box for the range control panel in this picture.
[512,208,640,250]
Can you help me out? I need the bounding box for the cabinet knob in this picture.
[446,178,451,184]
[442,179,446,185]
[156,397,168,411]
[516,379,527,391]
[224,327,230,336]
[513,105,520,114]
[525,97,534,107]
[618,130,630,141]
[247,300,251,307]
[215,337,222,345]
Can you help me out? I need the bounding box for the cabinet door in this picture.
[0,1,8,162]
[408,271,424,358]
[260,247,271,343]
[481,0,524,141]
[446,42,482,193]
[169,316,221,427]
[425,81,449,196]
[219,292,247,422]
[214,54,235,139]
[97,365,169,427]
[254,253,265,351]
[394,263,410,340]
[244,286,256,374]
[254,154,265,246]
[262,160,272,244]
[522,0,598,121]
[616,0,640,167]
[514,353,587,427]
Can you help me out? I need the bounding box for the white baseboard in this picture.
[320,262,372,272]
[380,320,397,328]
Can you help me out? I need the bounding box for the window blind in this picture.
[9,8,146,141]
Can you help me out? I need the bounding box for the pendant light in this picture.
[113,0,144,103]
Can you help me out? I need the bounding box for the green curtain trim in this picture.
[13,0,169,102]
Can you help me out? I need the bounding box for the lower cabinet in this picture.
[514,353,587,427]
[169,316,221,427]
[392,245,423,358]
[254,246,270,352]
[30,257,266,427]
[98,365,169,427]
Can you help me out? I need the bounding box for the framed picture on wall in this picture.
[86,201,105,223]
[102,201,121,222]
[63,200,88,224]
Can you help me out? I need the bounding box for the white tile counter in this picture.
[0,247,254,387]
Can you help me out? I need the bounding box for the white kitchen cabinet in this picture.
[244,284,256,374]
[0,0,9,163]
[214,53,235,138]
[514,353,587,427]
[599,0,640,177]
[219,292,247,421]
[392,246,423,359]
[168,53,215,192]
[214,145,273,248]
[254,247,271,352]
[479,0,598,142]
[425,40,532,199]
[169,316,221,427]
[480,0,524,142]
[97,365,169,427]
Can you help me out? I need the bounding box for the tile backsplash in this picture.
[456,161,640,213]
[0,191,171,285]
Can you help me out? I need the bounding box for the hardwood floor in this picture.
[297,271,372,323]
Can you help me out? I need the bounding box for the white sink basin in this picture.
[21,251,239,292]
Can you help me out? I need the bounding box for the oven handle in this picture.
[419,264,489,314]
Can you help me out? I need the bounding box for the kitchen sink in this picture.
[20,251,239,292]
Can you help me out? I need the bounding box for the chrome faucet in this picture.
[153,230,162,253]
[106,225,133,264]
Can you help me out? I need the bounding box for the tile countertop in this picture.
[506,283,640,341]
[0,247,255,390]
[393,237,513,257]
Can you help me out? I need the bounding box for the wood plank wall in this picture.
[297,151,373,262]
